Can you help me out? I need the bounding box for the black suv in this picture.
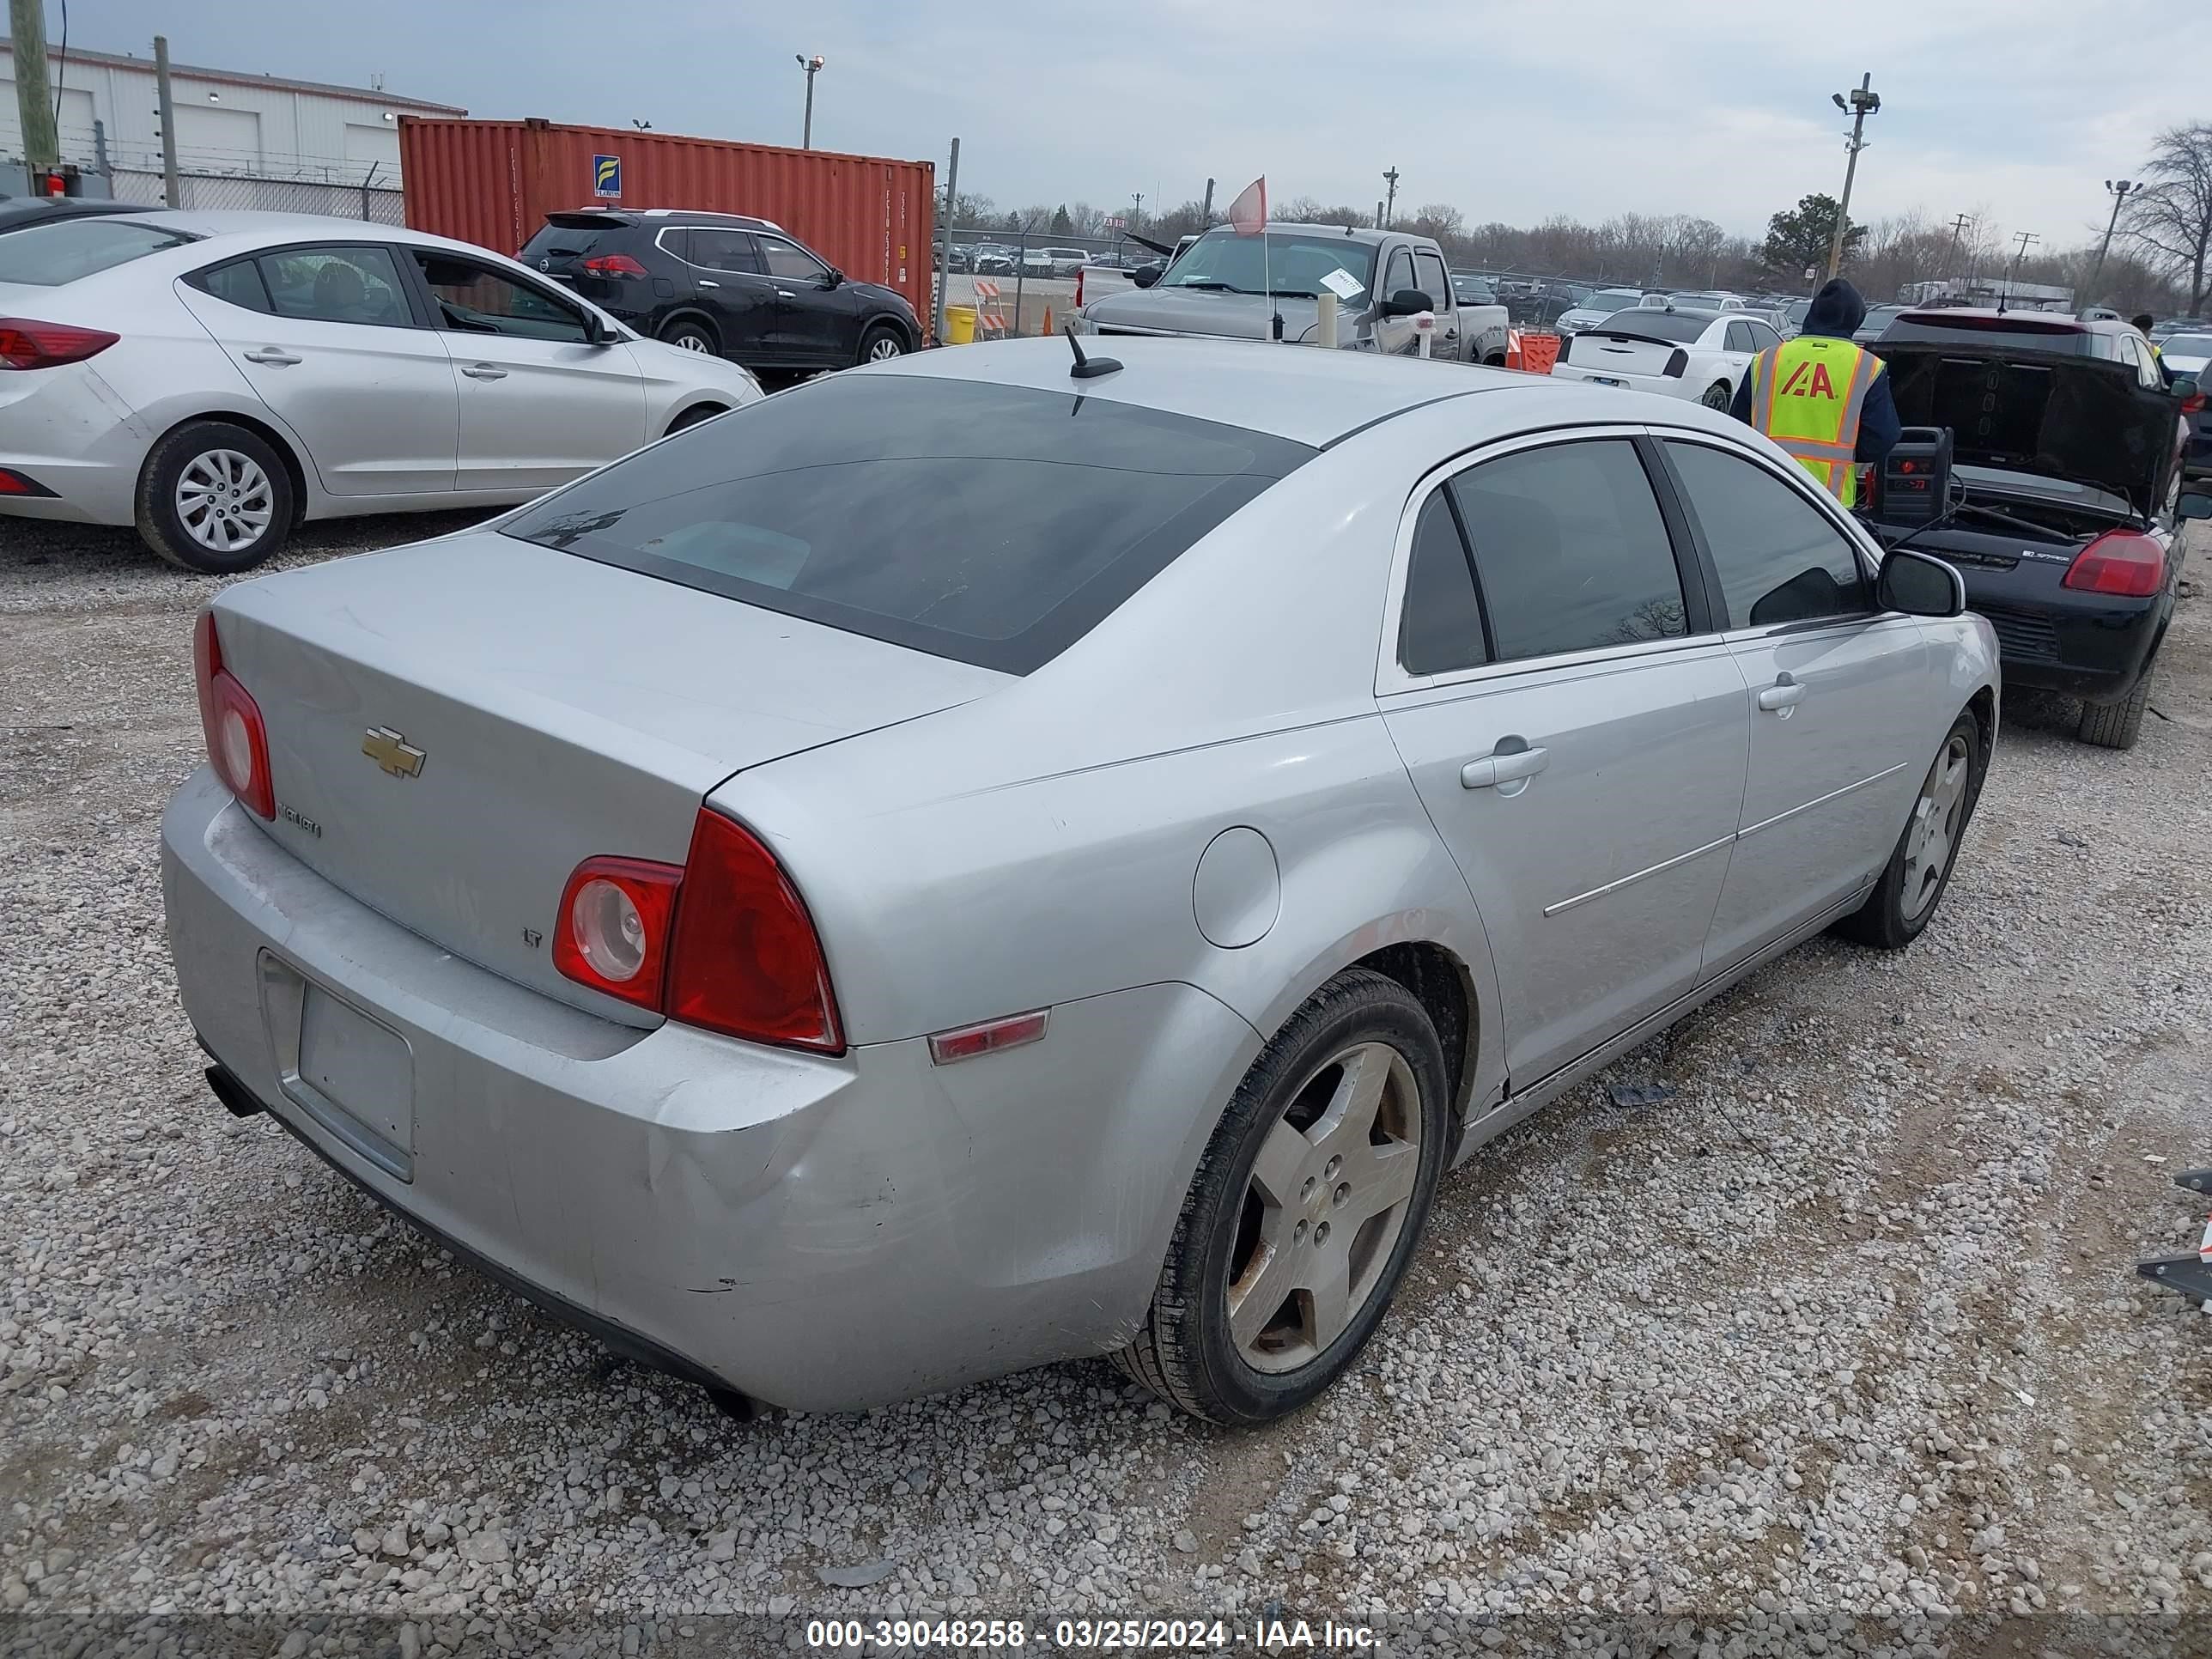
[520,208,920,372]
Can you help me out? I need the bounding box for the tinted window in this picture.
[1746,319,1783,352]
[521,219,622,260]
[758,235,826,281]
[1383,248,1414,301]
[1595,311,1710,343]
[1725,321,1755,352]
[1665,441,1869,627]
[2164,332,2212,356]
[685,229,762,273]
[197,257,270,313]
[411,252,589,343]
[1449,441,1686,662]
[0,217,195,286]
[500,376,1314,675]
[1413,251,1452,311]
[258,245,410,327]
[1399,492,1487,676]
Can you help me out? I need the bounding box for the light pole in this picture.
[2089,179,2137,303]
[795,54,824,150]
[1825,74,1880,280]
[1382,167,1400,229]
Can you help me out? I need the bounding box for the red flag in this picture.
[1226,176,1267,237]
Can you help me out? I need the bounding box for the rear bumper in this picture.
[1549,363,1689,398]
[0,362,146,526]
[1969,589,2166,705]
[161,768,1256,1412]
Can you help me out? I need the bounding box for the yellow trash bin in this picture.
[942,305,978,345]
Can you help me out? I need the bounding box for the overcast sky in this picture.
[71,0,2199,246]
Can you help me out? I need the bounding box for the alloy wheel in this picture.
[866,335,904,362]
[1900,732,1972,920]
[175,450,275,556]
[1227,1042,1424,1374]
[671,332,711,354]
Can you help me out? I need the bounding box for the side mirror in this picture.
[1878,548,1966,617]
[2177,489,2212,520]
[1377,288,1434,319]
[1130,266,1161,289]
[824,267,844,288]
[2170,374,2197,398]
[580,310,611,347]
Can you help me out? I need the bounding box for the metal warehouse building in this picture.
[0,41,463,221]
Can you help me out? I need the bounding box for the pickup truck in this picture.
[1069,223,1511,365]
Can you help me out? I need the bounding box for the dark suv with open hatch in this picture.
[520,207,920,373]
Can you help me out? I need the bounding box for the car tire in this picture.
[2077,652,2156,750]
[1110,968,1451,1425]
[659,316,720,356]
[1700,380,1732,410]
[858,323,906,365]
[134,421,296,574]
[665,404,725,434]
[1833,710,1984,950]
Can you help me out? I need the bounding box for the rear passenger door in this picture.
[678,228,781,363]
[1655,434,1936,974]
[1378,432,1750,1087]
[177,244,459,497]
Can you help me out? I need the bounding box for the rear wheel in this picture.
[2078,652,2156,750]
[1112,969,1450,1425]
[1700,380,1733,410]
[858,323,906,365]
[135,421,295,574]
[1833,712,1983,949]
[659,317,719,356]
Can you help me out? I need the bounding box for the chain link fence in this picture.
[105,167,403,223]
[11,125,404,224]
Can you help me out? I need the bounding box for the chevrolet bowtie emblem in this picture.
[362,726,426,778]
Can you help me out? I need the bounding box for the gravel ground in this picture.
[3,513,2209,1657]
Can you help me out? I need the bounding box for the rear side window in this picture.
[1663,441,1869,627]
[1398,492,1487,677]
[195,257,271,313]
[1725,321,1755,352]
[1413,251,1452,310]
[501,375,1315,674]
[0,217,195,286]
[1449,440,1687,662]
[258,246,411,326]
[684,229,763,273]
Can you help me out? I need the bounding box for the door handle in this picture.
[697,279,721,289]
[1461,742,1550,790]
[241,348,301,366]
[775,289,796,299]
[1756,672,1805,713]
[460,363,508,380]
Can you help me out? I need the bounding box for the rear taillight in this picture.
[2063,529,2167,599]
[667,811,842,1052]
[192,609,274,819]
[553,810,842,1051]
[0,317,118,369]
[581,254,648,278]
[552,856,682,1010]
[2184,391,2206,416]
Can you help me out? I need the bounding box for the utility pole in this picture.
[154,35,182,208]
[1825,74,1880,280]
[1130,191,1143,228]
[2089,179,2136,303]
[1382,166,1400,228]
[933,135,957,347]
[795,54,824,149]
[1200,177,1213,225]
[10,0,60,173]
[2004,230,2039,307]
[1942,211,1972,287]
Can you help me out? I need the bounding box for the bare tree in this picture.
[2122,123,2212,312]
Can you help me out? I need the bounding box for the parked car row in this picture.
[946,241,1095,277]
[162,332,2010,1427]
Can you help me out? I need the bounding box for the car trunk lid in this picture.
[210,528,1003,1021]
[1875,343,2177,517]
[1563,328,1686,380]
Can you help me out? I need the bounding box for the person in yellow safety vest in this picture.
[1729,277,1900,509]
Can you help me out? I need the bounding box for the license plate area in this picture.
[259,952,416,1182]
[1589,374,1626,387]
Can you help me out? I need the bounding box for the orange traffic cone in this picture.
[1504,328,1525,370]
[1040,306,1054,337]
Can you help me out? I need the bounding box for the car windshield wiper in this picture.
[1167,280,1254,294]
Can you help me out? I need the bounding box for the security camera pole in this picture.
[796,54,825,150]
[1825,74,1880,280]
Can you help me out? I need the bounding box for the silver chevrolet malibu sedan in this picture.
[162,337,1997,1425]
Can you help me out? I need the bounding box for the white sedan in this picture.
[1550,306,1784,410]
[0,210,762,571]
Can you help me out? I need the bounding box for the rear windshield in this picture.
[521,219,622,260]
[500,375,1314,675]
[0,217,195,285]
[2163,333,2212,356]
[1881,314,2093,354]
[1590,312,1711,342]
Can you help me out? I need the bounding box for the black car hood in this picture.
[1875,343,2176,514]
[849,279,908,312]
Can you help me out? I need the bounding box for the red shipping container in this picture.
[400,117,936,331]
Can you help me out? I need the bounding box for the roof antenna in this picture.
[1064,324,1121,379]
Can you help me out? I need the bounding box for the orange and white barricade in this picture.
[972,280,1009,339]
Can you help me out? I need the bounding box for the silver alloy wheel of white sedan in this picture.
[1231,1041,1423,1372]
[176,450,275,555]
[1899,729,1972,921]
